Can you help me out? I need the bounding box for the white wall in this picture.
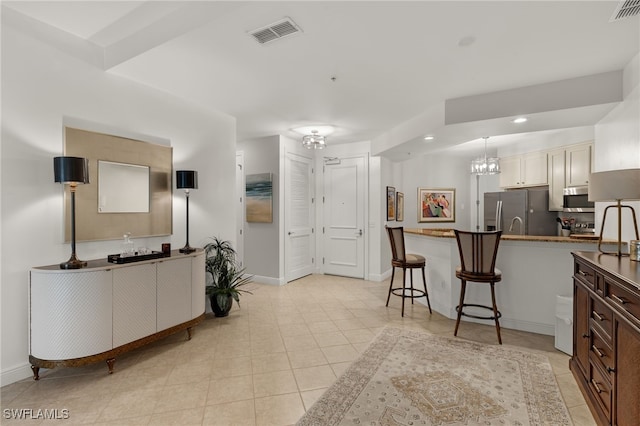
[236,136,281,283]
[395,154,472,231]
[594,53,640,244]
[1,24,236,385]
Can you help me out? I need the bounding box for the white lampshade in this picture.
[588,168,640,201]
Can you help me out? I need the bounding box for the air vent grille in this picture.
[249,17,302,45]
[610,0,640,21]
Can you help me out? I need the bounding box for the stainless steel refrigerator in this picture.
[484,188,557,236]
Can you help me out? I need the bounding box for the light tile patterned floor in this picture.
[1,274,596,425]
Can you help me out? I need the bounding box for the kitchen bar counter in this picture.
[405,228,606,243]
[400,229,618,337]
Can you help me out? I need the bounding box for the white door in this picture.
[285,152,314,282]
[323,156,366,278]
[236,152,245,268]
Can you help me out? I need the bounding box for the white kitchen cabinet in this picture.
[565,143,592,187]
[546,142,593,210]
[29,250,205,379]
[547,148,566,211]
[499,156,522,188]
[499,151,547,188]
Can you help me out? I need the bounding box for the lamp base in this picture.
[59,255,87,269]
[597,203,640,257]
[179,245,196,254]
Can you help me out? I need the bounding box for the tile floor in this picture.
[1,274,596,425]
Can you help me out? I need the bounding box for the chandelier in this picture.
[470,137,500,175]
[302,130,326,150]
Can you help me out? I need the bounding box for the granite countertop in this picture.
[404,228,611,244]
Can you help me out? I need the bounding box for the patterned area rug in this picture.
[297,327,573,426]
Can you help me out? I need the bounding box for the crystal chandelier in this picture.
[470,137,500,175]
[302,130,326,149]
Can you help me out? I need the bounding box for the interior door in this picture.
[236,152,245,268]
[285,152,314,282]
[323,156,365,278]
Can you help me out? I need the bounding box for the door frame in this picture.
[235,151,245,268]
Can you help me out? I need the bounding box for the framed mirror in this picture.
[64,127,172,242]
[98,161,150,213]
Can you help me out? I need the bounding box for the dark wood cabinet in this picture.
[571,252,640,426]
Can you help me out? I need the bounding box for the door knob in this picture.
[356,229,363,236]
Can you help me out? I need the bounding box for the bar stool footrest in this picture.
[391,288,427,299]
[456,303,502,321]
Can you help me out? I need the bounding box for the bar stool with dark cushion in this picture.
[453,229,503,344]
[385,226,432,317]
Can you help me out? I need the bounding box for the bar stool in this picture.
[385,226,432,317]
[453,230,503,344]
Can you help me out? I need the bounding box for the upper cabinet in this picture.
[499,151,548,188]
[565,143,592,187]
[547,148,566,211]
[547,142,593,211]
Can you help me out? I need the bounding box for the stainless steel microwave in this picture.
[563,186,594,212]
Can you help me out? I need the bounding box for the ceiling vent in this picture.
[249,17,302,45]
[610,0,640,21]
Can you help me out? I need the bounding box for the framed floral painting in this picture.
[418,188,455,222]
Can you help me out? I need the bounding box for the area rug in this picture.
[297,327,572,425]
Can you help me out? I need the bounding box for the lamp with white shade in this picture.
[588,168,640,257]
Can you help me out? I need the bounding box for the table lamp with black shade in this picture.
[176,170,198,254]
[54,156,90,269]
[588,168,640,257]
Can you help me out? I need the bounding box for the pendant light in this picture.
[470,137,500,175]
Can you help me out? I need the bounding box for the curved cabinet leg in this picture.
[31,365,40,381]
[187,326,193,340]
[106,358,115,374]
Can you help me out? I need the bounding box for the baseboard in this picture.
[251,275,285,286]
[368,268,392,282]
[1,362,33,386]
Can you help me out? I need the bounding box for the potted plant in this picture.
[204,237,253,317]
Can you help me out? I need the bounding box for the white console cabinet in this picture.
[29,250,205,379]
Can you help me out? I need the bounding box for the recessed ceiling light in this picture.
[512,117,528,124]
[424,135,434,141]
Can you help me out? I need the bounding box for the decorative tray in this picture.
[107,251,167,264]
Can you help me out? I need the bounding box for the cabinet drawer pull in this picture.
[607,366,616,373]
[582,333,590,339]
[592,345,604,357]
[591,379,603,394]
[578,270,591,277]
[611,294,626,305]
[592,310,605,322]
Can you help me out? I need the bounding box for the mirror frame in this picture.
[64,127,172,242]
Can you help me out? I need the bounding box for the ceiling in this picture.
[4,1,639,159]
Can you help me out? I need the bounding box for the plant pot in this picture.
[210,294,233,317]
[561,229,571,237]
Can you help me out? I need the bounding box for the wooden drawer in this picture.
[589,361,612,420]
[590,297,613,340]
[589,329,614,379]
[606,279,640,326]
[575,261,596,289]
